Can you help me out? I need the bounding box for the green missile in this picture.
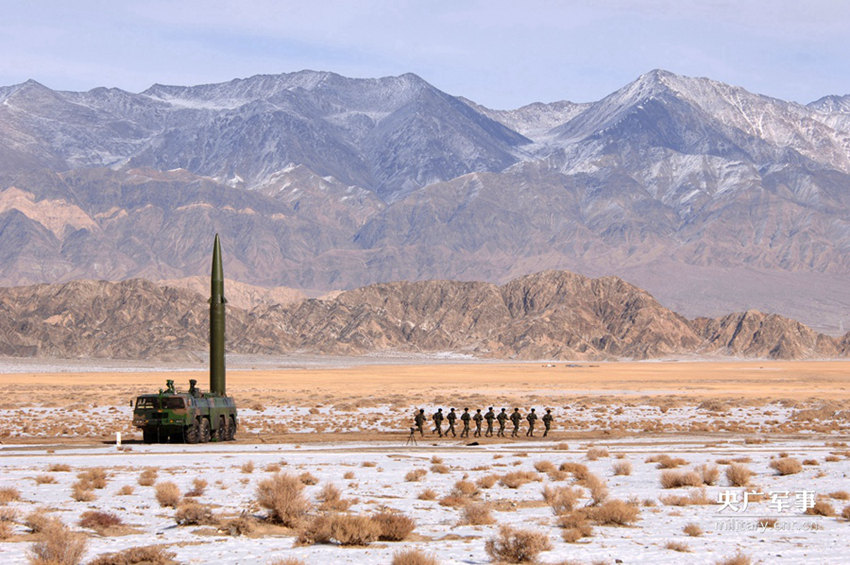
[210,233,226,396]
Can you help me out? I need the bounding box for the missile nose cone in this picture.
[211,234,225,303]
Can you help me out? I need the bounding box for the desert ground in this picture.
[1,358,849,564]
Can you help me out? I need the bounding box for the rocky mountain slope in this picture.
[2,70,850,332]
[0,271,845,361]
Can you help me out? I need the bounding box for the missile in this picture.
[210,233,226,396]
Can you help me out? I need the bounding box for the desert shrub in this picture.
[87,545,177,565]
[665,541,690,552]
[297,513,380,546]
[714,551,751,565]
[71,482,96,502]
[459,503,495,525]
[806,499,835,516]
[660,488,712,506]
[542,485,581,515]
[256,473,310,527]
[0,507,18,522]
[0,486,21,503]
[485,524,552,563]
[265,463,282,473]
[612,460,632,476]
[77,468,107,489]
[650,455,688,469]
[453,480,478,497]
[558,462,589,479]
[696,464,719,485]
[802,459,819,465]
[439,494,469,508]
[154,481,181,508]
[405,469,427,482]
[769,457,802,475]
[476,474,498,489]
[298,472,318,485]
[430,464,449,474]
[418,488,438,501]
[79,510,122,532]
[586,447,609,460]
[26,509,60,533]
[241,461,255,473]
[581,473,609,505]
[138,468,157,486]
[842,504,850,520]
[28,520,87,565]
[500,471,540,489]
[372,511,415,541]
[222,514,256,536]
[317,483,354,511]
[660,470,702,489]
[47,464,71,472]
[175,502,217,526]
[34,475,57,485]
[829,490,850,500]
[430,456,443,464]
[587,499,640,525]
[683,522,703,536]
[533,460,556,473]
[185,478,207,497]
[116,485,134,496]
[726,464,753,486]
[343,471,355,479]
[391,549,439,565]
[0,520,12,540]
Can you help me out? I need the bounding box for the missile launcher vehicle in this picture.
[132,234,238,443]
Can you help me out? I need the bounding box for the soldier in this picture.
[414,409,426,437]
[460,408,471,438]
[496,408,508,437]
[432,408,444,437]
[188,379,199,397]
[542,408,553,437]
[473,408,484,437]
[484,406,496,437]
[165,379,175,394]
[510,407,521,437]
[446,407,457,437]
[526,407,538,437]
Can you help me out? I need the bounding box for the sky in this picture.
[1,0,849,109]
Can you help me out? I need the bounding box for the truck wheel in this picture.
[186,418,201,444]
[226,416,236,441]
[200,418,211,443]
[216,416,226,441]
[142,428,157,443]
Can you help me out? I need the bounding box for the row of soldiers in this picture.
[413,407,553,438]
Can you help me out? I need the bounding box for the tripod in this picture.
[405,427,417,446]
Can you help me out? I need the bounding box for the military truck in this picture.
[132,234,238,443]
[133,379,237,443]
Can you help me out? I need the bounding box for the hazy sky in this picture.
[2,0,849,109]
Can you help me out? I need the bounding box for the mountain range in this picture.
[1,69,850,333]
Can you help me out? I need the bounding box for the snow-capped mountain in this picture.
[2,69,850,333]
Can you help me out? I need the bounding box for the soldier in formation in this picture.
[484,407,495,437]
[525,407,537,437]
[460,408,471,438]
[446,407,457,437]
[542,408,553,437]
[510,408,521,437]
[473,408,483,437]
[496,408,508,437]
[410,406,554,440]
[414,409,426,437]
[432,408,444,437]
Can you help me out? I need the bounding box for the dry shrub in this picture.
[484,524,552,563]
[175,502,217,526]
[825,455,841,462]
[184,478,207,498]
[418,488,438,501]
[222,514,256,536]
[459,503,495,525]
[714,551,751,565]
[71,482,96,502]
[28,520,87,565]
[87,545,177,565]
[256,473,310,527]
[533,460,556,473]
[769,457,802,475]
[391,549,439,565]
[362,461,377,467]
[587,499,640,525]
[0,487,21,503]
[652,455,688,469]
[240,461,255,473]
[726,464,753,487]
[582,473,608,505]
[558,462,589,479]
[665,541,690,552]
[554,443,569,450]
[500,471,541,489]
[343,471,355,479]
[154,481,181,508]
[47,464,71,472]
[34,475,57,485]
[372,511,415,541]
[317,483,353,511]
[138,468,157,487]
[542,485,581,515]
[612,460,632,476]
[586,447,609,460]
[696,464,719,485]
[26,509,59,533]
[297,513,380,546]
[661,470,702,490]
[842,505,850,520]
[806,499,835,516]
[830,491,850,500]
[557,509,594,540]
[430,464,449,474]
[116,485,134,496]
[476,474,499,489]
[683,522,703,536]
[265,463,282,473]
[802,459,819,465]
[77,468,107,489]
[439,494,469,508]
[405,468,427,482]
[453,480,478,497]
[79,510,122,532]
[660,488,712,506]
[0,520,12,540]
[298,472,319,485]
[0,507,18,522]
